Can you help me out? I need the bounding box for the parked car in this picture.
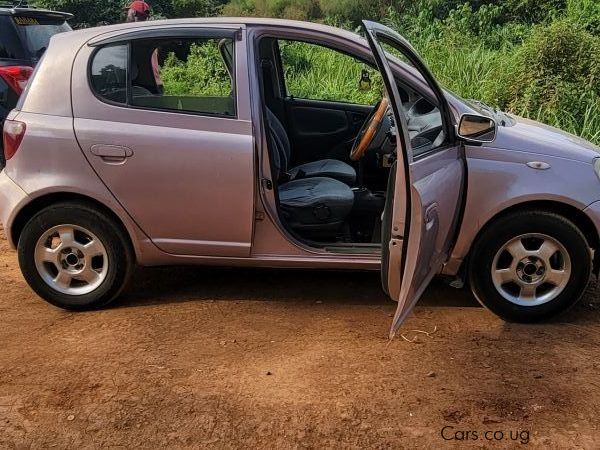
[1,18,599,336]
[0,2,71,167]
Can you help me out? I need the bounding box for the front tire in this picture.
[469,210,591,322]
[18,202,133,310]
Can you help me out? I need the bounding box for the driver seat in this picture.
[266,109,357,186]
[266,110,355,238]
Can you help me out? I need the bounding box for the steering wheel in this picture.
[350,97,389,161]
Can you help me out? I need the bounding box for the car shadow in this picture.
[116,266,481,309]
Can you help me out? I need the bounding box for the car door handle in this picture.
[424,203,438,230]
[90,144,133,160]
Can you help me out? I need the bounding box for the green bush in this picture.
[318,0,406,25]
[160,42,232,96]
[566,0,600,35]
[280,40,384,104]
[426,0,565,25]
[222,0,321,20]
[483,19,600,142]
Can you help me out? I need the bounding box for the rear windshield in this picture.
[13,16,71,58]
[12,16,71,59]
[0,16,23,59]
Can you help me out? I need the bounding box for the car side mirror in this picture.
[457,113,497,143]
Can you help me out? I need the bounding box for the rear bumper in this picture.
[0,170,29,249]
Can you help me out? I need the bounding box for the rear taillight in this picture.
[0,66,34,95]
[3,120,26,161]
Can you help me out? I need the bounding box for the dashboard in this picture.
[369,95,443,159]
[405,97,443,156]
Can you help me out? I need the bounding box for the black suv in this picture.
[1,2,71,164]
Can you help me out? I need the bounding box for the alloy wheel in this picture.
[33,224,108,295]
[491,233,571,306]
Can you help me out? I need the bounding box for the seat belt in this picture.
[260,59,277,109]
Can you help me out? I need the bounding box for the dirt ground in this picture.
[1,226,600,449]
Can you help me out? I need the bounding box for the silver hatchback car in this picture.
[1,18,600,336]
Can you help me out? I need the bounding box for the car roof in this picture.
[67,17,364,46]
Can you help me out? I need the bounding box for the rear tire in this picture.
[18,202,133,310]
[468,210,591,322]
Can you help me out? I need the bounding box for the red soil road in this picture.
[1,225,600,448]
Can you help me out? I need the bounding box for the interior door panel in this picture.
[283,98,372,166]
[362,20,466,337]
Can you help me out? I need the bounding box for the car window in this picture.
[279,40,383,105]
[90,44,128,104]
[12,16,71,59]
[0,17,26,59]
[130,37,235,117]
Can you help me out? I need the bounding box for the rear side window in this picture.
[90,44,128,104]
[131,37,235,116]
[89,35,236,118]
[13,16,71,59]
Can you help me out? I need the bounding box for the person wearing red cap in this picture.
[126,1,151,22]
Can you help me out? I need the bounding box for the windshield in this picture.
[13,16,71,59]
[448,90,516,127]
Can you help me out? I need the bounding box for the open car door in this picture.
[362,21,465,338]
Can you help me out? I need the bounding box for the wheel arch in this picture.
[465,200,600,275]
[11,192,137,261]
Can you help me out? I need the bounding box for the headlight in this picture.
[595,158,600,181]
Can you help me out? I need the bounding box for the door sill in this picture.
[320,242,381,255]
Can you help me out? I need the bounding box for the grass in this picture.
[279,40,383,104]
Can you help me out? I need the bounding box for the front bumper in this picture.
[0,118,5,170]
[0,170,29,249]
[583,200,600,275]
